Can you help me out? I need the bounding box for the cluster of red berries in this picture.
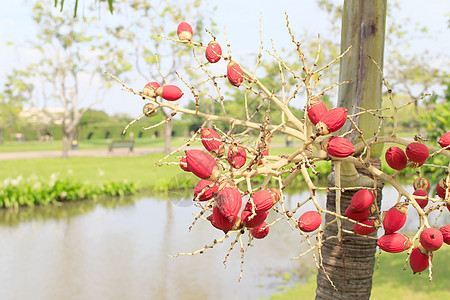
[178,127,273,238]
[344,189,378,235]
[306,96,355,158]
[172,21,450,276]
[380,132,450,274]
[179,126,326,238]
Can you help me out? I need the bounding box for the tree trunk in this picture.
[164,120,172,154]
[315,1,386,299]
[62,132,70,159]
[316,161,383,299]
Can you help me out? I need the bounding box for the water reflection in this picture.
[0,185,448,300]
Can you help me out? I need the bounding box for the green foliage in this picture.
[417,102,450,144]
[0,174,138,208]
[0,69,34,140]
[55,0,114,17]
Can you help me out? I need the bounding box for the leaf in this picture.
[73,0,77,17]
[108,0,114,14]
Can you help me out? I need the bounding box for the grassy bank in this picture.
[0,146,319,207]
[267,246,450,300]
[0,153,196,207]
[0,154,190,190]
[0,146,329,187]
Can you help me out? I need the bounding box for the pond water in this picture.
[0,186,448,300]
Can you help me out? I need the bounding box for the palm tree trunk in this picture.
[315,1,386,298]
[316,161,382,299]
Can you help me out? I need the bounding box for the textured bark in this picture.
[337,0,386,156]
[315,1,386,298]
[316,161,383,300]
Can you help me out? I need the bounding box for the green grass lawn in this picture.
[0,142,333,192]
[267,246,450,300]
[0,154,188,191]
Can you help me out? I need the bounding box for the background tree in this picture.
[9,0,130,158]
[0,70,34,144]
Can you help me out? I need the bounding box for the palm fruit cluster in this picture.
[165,21,450,280]
[379,133,450,275]
[344,189,379,236]
[177,127,280,237]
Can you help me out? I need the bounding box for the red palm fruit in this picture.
[413,177,431,192]
[353,218,379,236]
[185,150,220,181]
[208,207,240,233]
[250,222,269,239]
[439,225,450,245]
[241,210,268,228]
[385,146,408,170]
[298,211,322,232]
[193,179,218,202]
[412,189,428,209]
[244,188,281,213]
[383,203,408,234]
[377,233,412,253]
[438,132,450,148]
[420,227,444,252]
[156,85,183,101]
[179,156,190,172]
[227,145,247,169]
[177,22,193,41]
[227,61,244,87]
[205,41,222,63]
[315,107,348,135]
[405,142,429,164]
[409,245,432,274]
[351,189,375,212]
[436,178,448,199]
[142,81,160,98]
[325,136,355,158]
[307,96,328,125]
[216,186,242,221]
[345,205,371,221]
[142,103,158,117]
[200,127,225,157]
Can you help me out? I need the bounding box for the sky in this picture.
[0,0,449,117]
